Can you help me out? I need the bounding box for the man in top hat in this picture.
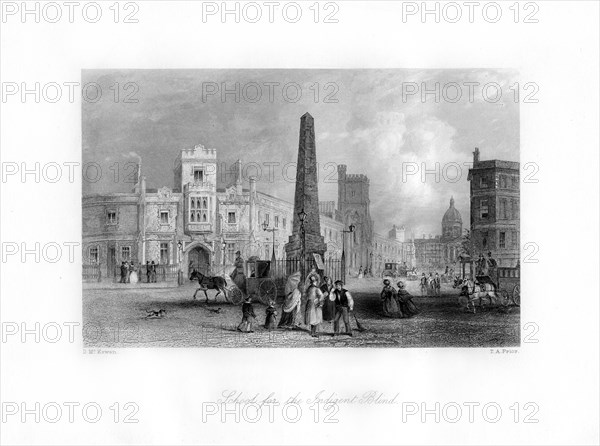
[486,251,498,282]
[420,273,428,296]
[230,250,246,291]
[332,280,354,336]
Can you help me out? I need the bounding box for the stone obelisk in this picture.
[285,113,327,263]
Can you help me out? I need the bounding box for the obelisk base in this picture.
[285,233,327,261]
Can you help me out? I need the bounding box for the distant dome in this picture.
[442,197,462,224]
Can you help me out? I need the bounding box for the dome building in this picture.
[442,197,462,240]
[413,196,464,269]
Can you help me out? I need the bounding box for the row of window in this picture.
[259,212,286,230]
[479,174,519,189]
[88,243,171,264]
[480,230,519,250]
[107,210,172,225]
[478,198,519,220]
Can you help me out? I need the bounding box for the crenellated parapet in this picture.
[181,144,217,160]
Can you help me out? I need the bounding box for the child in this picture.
[237,296,256,333]
[264,300,278,330]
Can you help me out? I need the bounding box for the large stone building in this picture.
[413,197,464,270]
[83,145,416,279]
[467,148,520,267]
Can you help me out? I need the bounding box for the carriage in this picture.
[226,258,278,306]
[475,262,520,306]
[382,262,407,279]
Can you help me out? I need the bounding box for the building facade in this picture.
[413,197,464,270]
[467,148,520,267]
[82,145,416,279]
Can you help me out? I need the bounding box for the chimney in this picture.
[473,147,480,165]
[235,160,243,195]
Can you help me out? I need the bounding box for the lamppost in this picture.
[262,221,277,260]
[262,221,277,276]
[298,209,307,282]
[177,240,183,285]
[221,239,227,276]
[341,223,355,284]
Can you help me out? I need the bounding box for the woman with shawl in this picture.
[380,278,402,318]
[396,281,419,317]
[278,272,302,329]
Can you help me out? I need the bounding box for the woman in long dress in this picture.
[278,272,302,329]
[304,275,324,337]
[380,279,402,317]
[396,281,419,317]
[129,263,139,284]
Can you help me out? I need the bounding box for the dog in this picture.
[145,309,166,319]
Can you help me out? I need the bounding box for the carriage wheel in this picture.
[499,289,511,306]
[228,286,244,305]
[258,279,277,305]
[512,285,520,306]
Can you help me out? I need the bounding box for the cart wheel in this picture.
[512,285,520,306]
[258,279,277,305]
[228,286,244,305]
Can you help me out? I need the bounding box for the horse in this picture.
[454,277,501,313]
[189,270,228,302]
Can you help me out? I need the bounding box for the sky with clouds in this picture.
[83,68,519,237]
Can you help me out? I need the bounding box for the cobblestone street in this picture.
[83,278,520,348]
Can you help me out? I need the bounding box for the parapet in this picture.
[345,173,370,183]
[181,144,217,159]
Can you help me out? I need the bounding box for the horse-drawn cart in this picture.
[475,262,520,307]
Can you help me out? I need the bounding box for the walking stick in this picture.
[352,311,366,332]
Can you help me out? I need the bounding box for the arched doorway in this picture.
[187,245,211,276]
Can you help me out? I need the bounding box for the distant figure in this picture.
[146,261,151,283]
[127,261,133,283]
[278,272,302,329]
[477,253,487,275]
[434,272,441,296]
[129,263,139,284]
[487,251,498,281]
[120,262,127,283]
[150,261,157,283]
[358,266,363,279]
[237,296,256,333]
[420,273,428,296]
[264,300,278,330]
[230,251,246,292]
